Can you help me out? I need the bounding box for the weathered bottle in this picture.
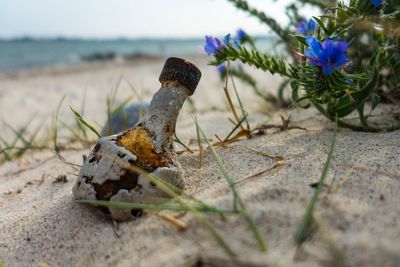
[73,57,202,221]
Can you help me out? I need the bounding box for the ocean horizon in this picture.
[0,36,278,73]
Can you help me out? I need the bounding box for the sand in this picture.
[0,56,399,267]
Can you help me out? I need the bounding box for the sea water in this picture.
[0,37,277,73]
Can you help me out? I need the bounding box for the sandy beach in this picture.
[0,56,399,267]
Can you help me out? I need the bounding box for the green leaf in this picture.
[291,34,307,46]
[329,69,379,117]
[370,93,380,111]
[291,80,299,102]
[312,16,333,36]
[212,44,296,78]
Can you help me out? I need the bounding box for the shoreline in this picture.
[0,54,169,80]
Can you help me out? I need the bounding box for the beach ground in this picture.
[0,56,399,267]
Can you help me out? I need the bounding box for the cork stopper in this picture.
[159,57,202,95]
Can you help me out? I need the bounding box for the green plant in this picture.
[205,0,400,132]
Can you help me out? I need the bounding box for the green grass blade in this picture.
[0,131,12,161]
[83,152,237,258]
[53,95,65,153]
[294,124,337,246]
[223,115,248,142]
[4,117,34,148]
[15,121,44,157]
[69,106,101,138]
[126,164,238,258]
[3,121,31,146]
[59,120,86,142]
[111,96,133,115]
[191,115,268,253]
[195,116,204,167]
[77,88,89,139]
[3,118,40,158]
[125,78,144,103]
[106,76,123,119]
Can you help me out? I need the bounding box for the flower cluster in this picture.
[304,36,349,75]
[204,28,248,56]
[204,35,225,56]
[296,19,317,35]
[201,0,400,132]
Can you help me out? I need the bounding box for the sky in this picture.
[0,0,316,39]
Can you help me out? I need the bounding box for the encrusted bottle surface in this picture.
[73,57,201,221]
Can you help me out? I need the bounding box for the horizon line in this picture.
[0,35,275,42]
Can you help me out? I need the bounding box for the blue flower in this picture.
[224,34,239,47]
[296,19,318,35]
[305,36,349,75]
[217,64,227,74]
[370,0,382,7]
[223,34,231,44]
[236,28,247,43]
[204,35,224,56]
[204,34,236,56]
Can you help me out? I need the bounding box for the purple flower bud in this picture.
[236,28,247,43]
[204,35,224,56]
[217,64,227,74]
[296,19,318,35]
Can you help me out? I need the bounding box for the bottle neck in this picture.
[140,81,190,153]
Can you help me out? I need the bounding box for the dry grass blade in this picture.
[223,60,245,131]
[174,133,194,153]
[231,144,284,161]
[235,163,284,184]
[251,114,307,134]
[216,115,250,146]
[150,212,188,230]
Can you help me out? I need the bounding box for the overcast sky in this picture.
[0,0,316,38]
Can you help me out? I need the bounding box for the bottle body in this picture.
[73,57,201,221]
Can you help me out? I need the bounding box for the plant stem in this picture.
[224,60,245,131]
[230,75,250,131]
